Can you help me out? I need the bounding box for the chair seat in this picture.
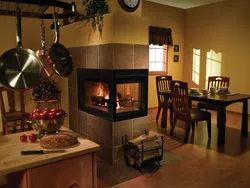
[197,102,219,111]
[2,111,29,121]
[190,108,211,122]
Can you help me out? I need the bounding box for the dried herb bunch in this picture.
[31,78,61,101]
[80,0,109,32]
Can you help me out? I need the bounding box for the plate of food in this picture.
[189,88,201,95]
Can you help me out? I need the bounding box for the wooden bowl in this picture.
[219,87,228,92]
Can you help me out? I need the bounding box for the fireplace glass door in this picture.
[84,81,110,113]
[116,83,142,113]
[78,69,148,121]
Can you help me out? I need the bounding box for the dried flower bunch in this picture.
[31,78,61,101]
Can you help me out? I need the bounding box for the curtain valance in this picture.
[149,26,173,46]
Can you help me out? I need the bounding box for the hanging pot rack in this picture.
[0,0,76,19]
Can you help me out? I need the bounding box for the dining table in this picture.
[159,91,250,145]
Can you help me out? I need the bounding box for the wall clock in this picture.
[118,0,140,12]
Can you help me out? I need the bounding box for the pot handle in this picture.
[16,7,22,48]
[40,20,46,53]
[53,11,60,43]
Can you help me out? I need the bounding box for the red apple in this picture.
[29,134,37,143]
[57,109,66,116]
[20,134,27,142]
[55,111,63,117]
[49,111,55,117]
[42,111,49,119]
[33,113,40,119]
[44,108,50,112]
[38,113,44,119]
[50,108,57,113]
[29,112,34,118]
[49,115,54,120]
[33,108,42,113]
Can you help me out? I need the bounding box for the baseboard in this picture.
[148,107,158,110]
[226,110,250,117]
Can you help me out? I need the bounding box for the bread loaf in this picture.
[40,131,78,149]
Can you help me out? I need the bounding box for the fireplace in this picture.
[78,69,148,121]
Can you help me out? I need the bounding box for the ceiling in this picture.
[147,0,226,9]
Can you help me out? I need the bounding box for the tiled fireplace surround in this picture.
[68,43,150,165]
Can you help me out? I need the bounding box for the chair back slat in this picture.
[170,81,191,122]
[0,86,25,114]
[156,75,172,106]
[7,90,16,112]
[0,87,6,114]
[208,76,230,90]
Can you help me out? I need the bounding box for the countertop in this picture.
[0,128,100,176]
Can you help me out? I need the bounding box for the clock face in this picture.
[118,0,140,12]
[123,0,139,8]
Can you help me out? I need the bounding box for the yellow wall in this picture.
[60,13,114,46]
[184,0,250,112]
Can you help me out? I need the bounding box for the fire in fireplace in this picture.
[78,69,148,121]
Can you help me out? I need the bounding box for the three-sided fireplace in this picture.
[78,69,148,122]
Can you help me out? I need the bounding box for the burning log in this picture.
[92,96,104,105]
[92,96,109,107]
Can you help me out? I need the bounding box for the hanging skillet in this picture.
[0,8,42,90]
[48,11,73,77]
[36,20,55,78]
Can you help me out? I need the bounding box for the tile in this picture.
[78,111,87,135]
[68,68,77,89]
[133,116,150,138]
[96,142,113,165]
[68,88,78,109]
[69,108,78,132]
[68,47,86,68]
[133,122,149,138]
[134,44,149,69]
[87,114,100,141]
[114,44,134,69]
[113,119,133,147]
[99,44,114,69]
[133,116,150,126]
[99,118,113,146]
[113,146,124,165]
[86,45,99,68]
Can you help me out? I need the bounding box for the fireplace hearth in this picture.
[78,69,148,122]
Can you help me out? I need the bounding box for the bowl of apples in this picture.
[29,108,67,135]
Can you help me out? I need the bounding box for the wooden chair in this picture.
[155,75,173,122]
[170,81,211,142]
[197,76,230,124]
[0,87,31,134]
[207,76,230,90]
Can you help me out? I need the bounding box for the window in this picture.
[205,50,222,88]
[192,49,200,85]
[149,45,167,74]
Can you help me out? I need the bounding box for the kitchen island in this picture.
[0,129,100,188]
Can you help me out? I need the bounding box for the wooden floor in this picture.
[98,108,250,188]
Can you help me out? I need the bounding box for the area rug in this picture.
[97,150,184,186]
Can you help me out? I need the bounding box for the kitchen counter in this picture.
[0,128,100,188]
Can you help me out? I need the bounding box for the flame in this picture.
[116,95,121,109]
[96,83,109,99]
[126,85,131,96]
